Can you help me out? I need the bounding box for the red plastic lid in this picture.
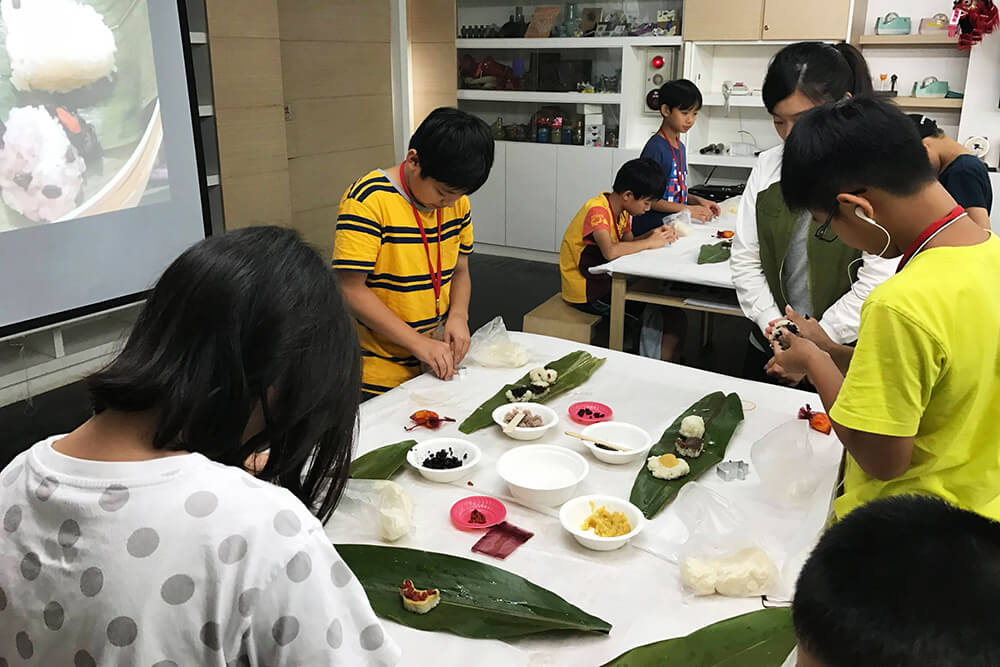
[450,496,507,531]
[569,401,613,425]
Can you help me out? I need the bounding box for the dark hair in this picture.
[613,158,667,200]
[762,42,872,113]
[409,107,495,194]
[88,227,361,522]
[658,78,703,112]
[794,495,1000,667]
[908,113,945,139]
[781,96,936,214]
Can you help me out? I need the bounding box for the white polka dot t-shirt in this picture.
[0,437,401,666]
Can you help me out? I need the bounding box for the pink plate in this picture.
[569,401,613,425]
[450,496,507,531]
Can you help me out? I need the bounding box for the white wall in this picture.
[958,31,1000,169]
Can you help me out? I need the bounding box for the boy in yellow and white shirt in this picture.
[334,108,494,398]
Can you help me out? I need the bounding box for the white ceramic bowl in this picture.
[496,445,589,507]
[406,438,481,483]
[579,422,653,465]
[492,402,559,441]
[559,494,645,551]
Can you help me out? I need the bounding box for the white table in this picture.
[326,333,842,667]
[590,199,742,351]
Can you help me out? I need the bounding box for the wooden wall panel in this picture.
[279,0,390,42]
[408,0,457,129]
[280,41,391,100]
[407,0,456,43]
[215,106,289,176]
[220,171,293,228]
[205,0,280,38]
[292,206,340,258]
[285,95,394,158]
[288,145,395,213]
[208,37,284,109]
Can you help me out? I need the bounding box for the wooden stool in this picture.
[522,295,602,344]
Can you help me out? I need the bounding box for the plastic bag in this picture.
[467,316,530,368]
[673,483,779,597]
[663,209,694,236]
[750,420,825,507]
[338,479,414,542]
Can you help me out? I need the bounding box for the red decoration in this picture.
[651,55,665,69]
[953,0,999,49]
[404,410,456,431]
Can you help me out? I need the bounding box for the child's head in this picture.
[613,158,667,215]
[405,106,495,209]
[780,96,936,257]
[658,78,702,134]
[908,113,946,140]
[793,495,1000,667]
[763,42,872,139]
[88,227,360,521]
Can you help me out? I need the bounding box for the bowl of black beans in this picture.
[406,438,481,483]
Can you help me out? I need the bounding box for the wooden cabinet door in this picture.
[505,143,558,251]
[683,0,764,41]
[762,0,852,40]
[554,146,614,251]
[468,142,506,246]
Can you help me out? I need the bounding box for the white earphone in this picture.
[847,206,892,299]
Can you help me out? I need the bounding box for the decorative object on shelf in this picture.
[552,3,582,38]
[576,81,596,93]
[657,9,679,36]
[912,76,950,98]
[875,12,912,35]
[585,124,604,147]
[728,129,757,158]
[580,7,601,35]
[699,143,724,155]
[950,0,999,49]
[491,117,505,141]
[525,5,561,38]
[876,74,899,97]
[572,119,584,145]
[964,135,991,160]
[919,12,951,34]
[604,126,618,148]
[500,6,529,38]
[460,55,520,91]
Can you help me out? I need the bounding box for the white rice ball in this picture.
[647,453,690,480]
[680,415,705,439]
[3,0,117,93]
[0,106,85,222]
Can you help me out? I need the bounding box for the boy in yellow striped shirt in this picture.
[334,108,494,398]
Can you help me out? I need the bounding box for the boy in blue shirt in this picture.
[632,78,720,236]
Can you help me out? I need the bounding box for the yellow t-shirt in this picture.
[333,169,473,395]
[559,193,631,304]
[831,233,1000,520]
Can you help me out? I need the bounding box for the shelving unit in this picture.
[457,36,683,49]
[458,90,622,103]
[687,153,759,168]
[893,96,964,110]
[858,33,958,46]
[701,93,764,108]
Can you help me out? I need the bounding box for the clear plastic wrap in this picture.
[466,316,531,368]
[337,479,415,542]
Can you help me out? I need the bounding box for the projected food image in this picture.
[0,0,163,231]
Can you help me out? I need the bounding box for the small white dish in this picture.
[492,402,559,441]
[579,422,653,465]
[496,445,589,507]
[406,438,481,483]
[559,494,645,551]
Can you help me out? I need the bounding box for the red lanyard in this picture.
[658,130,686,201]
[896,205,967,273]
[398,162,443,317]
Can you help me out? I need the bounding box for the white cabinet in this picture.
[469,142,506,245]
[554,146,615,249]
[505,143,558,251]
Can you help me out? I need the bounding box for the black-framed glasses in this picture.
[814,210,839,243]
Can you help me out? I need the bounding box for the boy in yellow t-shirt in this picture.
[334,108,494,398]
[559,158,683,358]
[769,97,1000,520]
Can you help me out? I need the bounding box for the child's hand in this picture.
[415,337,456,380]
[646,225,676,249]
[769,332,822,378]
[443,317,471,366]
[707,201,722,218]
[688,205,713,222]
[766,306,834,352]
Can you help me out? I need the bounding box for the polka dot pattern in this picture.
[272,616,300,646]
[35,476,59,501]
[331,560,353,587]
[160,574,195,605]
[43,601,64,630]
[184,491,218,518]
[273,509,300,537]
[20,551,41,580]
[217,535,247,564]
[127,527,160,558]
[359,623,385,651]
[58,519,81,548]
[16,631,33,658]
[237,588,261,617]
[200,621,221,651]
[73,649,97,667]
[73,650,96,667]
[326,618,343,649]
[99,484,130,512]
[80,567,104,597]
[107,616,138,647]
[3,505,21,533]
[285,551,312,583]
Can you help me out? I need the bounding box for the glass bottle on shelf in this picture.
[573,119,584,145]
[559,3,582,38]
[491,116,505,141]
[514,6,527,37]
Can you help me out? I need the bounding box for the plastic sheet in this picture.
[467,316,531,368]
[338,479,415,542]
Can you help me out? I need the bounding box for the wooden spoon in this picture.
[564,431,632,452]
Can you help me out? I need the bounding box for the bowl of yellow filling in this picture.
[559,494,645,551]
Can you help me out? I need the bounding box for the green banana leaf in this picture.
[602,608,795,667]
[349,440,417,480]
[630,392,744,519]
[698,242,732,264]
[458,350,606,434]
[337,544,612,639]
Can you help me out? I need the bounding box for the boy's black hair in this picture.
[908,113,946,139]
[762,42,872,113]
[794,495,1000,667]
[89,227,361,522]
[781,96,936,214]
[409,107,495,194]
[613,158,667,200]
[658,78,703,112]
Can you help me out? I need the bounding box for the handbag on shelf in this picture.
[918,13,950,34]
[875,12,912,35]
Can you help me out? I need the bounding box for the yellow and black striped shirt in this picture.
[333,169,474,395]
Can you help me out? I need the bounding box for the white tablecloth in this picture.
[325,333,842,667]
[589,198,740,289]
